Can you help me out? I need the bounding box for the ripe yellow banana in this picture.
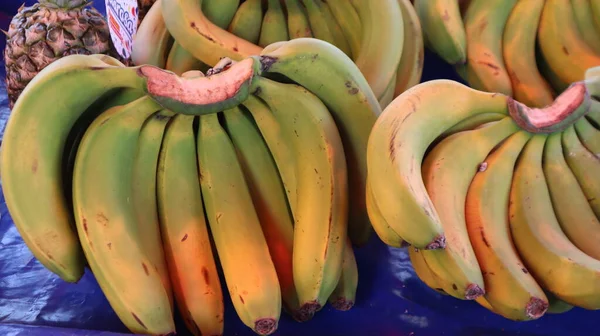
[161,0,262,66]
[572,0,600,55]
[259,0,290,47]
[414,0,467,65]
[253,77,348,316]
[326,0,362,59]
[544,131,600,261]
[503,0,554,108]
[197,113,281,336]
[409,247,446,295]
[328,238,359,311]
[509,134,600,310]
[394,0,425,97]
[1,55,147,283]
[131,0,173,68]
[284,0,313,39]
[462,0,516,96]
[575,117,600,155]
[538,0,600,86]
[366,176,405,248]
[466,130,549,321]
[157,114,224,336]
[562,125,600,218]
[260,39,381,246]
[73,97,175,335]
[222,106,302,320]
[228,0,264,44]
[378,72,397,109]
[421,118,519,300]
[318,0,352,58]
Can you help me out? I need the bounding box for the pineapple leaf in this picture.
[38,0,91,9]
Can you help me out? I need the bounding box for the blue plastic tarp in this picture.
[0,2,597,336]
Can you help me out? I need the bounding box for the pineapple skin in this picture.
[3,1,121,108]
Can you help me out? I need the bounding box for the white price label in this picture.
[105,0,139,59]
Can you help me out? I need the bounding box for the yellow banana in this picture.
[318,0,352,58]
[326,0,362,59]
[301,0,336,46]
[394,0,425,97]
[572,0,600,55]
[259,0,290,47]
[328,238,359,311]
[165,42,207,75]
[409,247,447,295]
[284,0,313,39]
[366,176,405,248]
[131,0,173,68]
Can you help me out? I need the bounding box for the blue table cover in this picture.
[0,2,597,335]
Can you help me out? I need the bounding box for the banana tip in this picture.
[294,301,321,322]
[255,318,278,335]
[526,297,549,319]
[425,235,446,250]
[465,284,484,300]
[331,298,354,311]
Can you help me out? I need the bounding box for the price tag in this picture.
[105,0,139,59]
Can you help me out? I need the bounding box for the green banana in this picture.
[326,0,362,60]
[1,55,146,282]
[366,176,405,248]
[575,116,600,155]
[301,0,336,46]
[201,0,240,29]
[588,100,600,128]
[328,239,359,311]
[253,77,348,316]
[157,114,224,336]
[197,113,281,336]
[73,96,175,335]
[131,0,173,68]
[228,0,264,44]
[318,0,352,58]
[414,0,467,65]
[132,108,175,306]
[260,38,381,247]
[284,0,313,39]
[572,0,600,55]
[394,0,425,97]
[165,42,207,75]
[466,131,549,321]
[222,106,302,320]
[259,0,290,48]
[161,0,262,66]
[544,131,600,261]
[421,118,519,300]
[503,0,554,108]
[561,125,600,218]
[352,0,404,100]
[546,292,575,314]
[509,134,600,310]
[538,0,600,86]
[462,0,516,96]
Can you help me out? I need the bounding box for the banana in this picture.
[72,96,175,335]
[131,0,173,68]
[326,0,362,60]
[221,106,302,320]
[201,0,240,30]
[352,0,404,100]
[462,0,516,96]
[132,108,175,306]
[366,176,405,248]
[592,0,600,35]
[157,114,224,336]
[544,131,600,261]
[252,77,348,316]
[228,0,264,44]
[328,238,359,311]
[588,100,600,128]
[546,292,575,314]
[538,0,600,86]
[503,0,554,108]
[284,0,313,39]
[466,130,549,321]
[197,113,281,336]
[378,72,397,109]
[89,54,127,67]
[575,116,600,155]
[161,0,262,66]
[367,80,510,249]
[572,0,600,55]
[259,0,290,48]
[536,49,570,94]
[562,125,600,217]
[165,42,208,75]
[509,134,600,310]
[439,112,505,139]
[259,38,380,247]
[318,0,352,58]
[394,0,425,97]
[409,247,446,295]
[301,0,336,46]
[421,118,519,300]
[0,55,146,282]
[414,0,466,65]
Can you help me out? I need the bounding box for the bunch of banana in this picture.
[416,0,600,108]
[131,0,423,109]
[1,37,380,335]
[367,66,600,322]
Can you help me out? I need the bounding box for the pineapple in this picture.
[3,0,120,108]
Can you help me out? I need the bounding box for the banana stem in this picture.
[509,82,591,133]
[137,58,260,115]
